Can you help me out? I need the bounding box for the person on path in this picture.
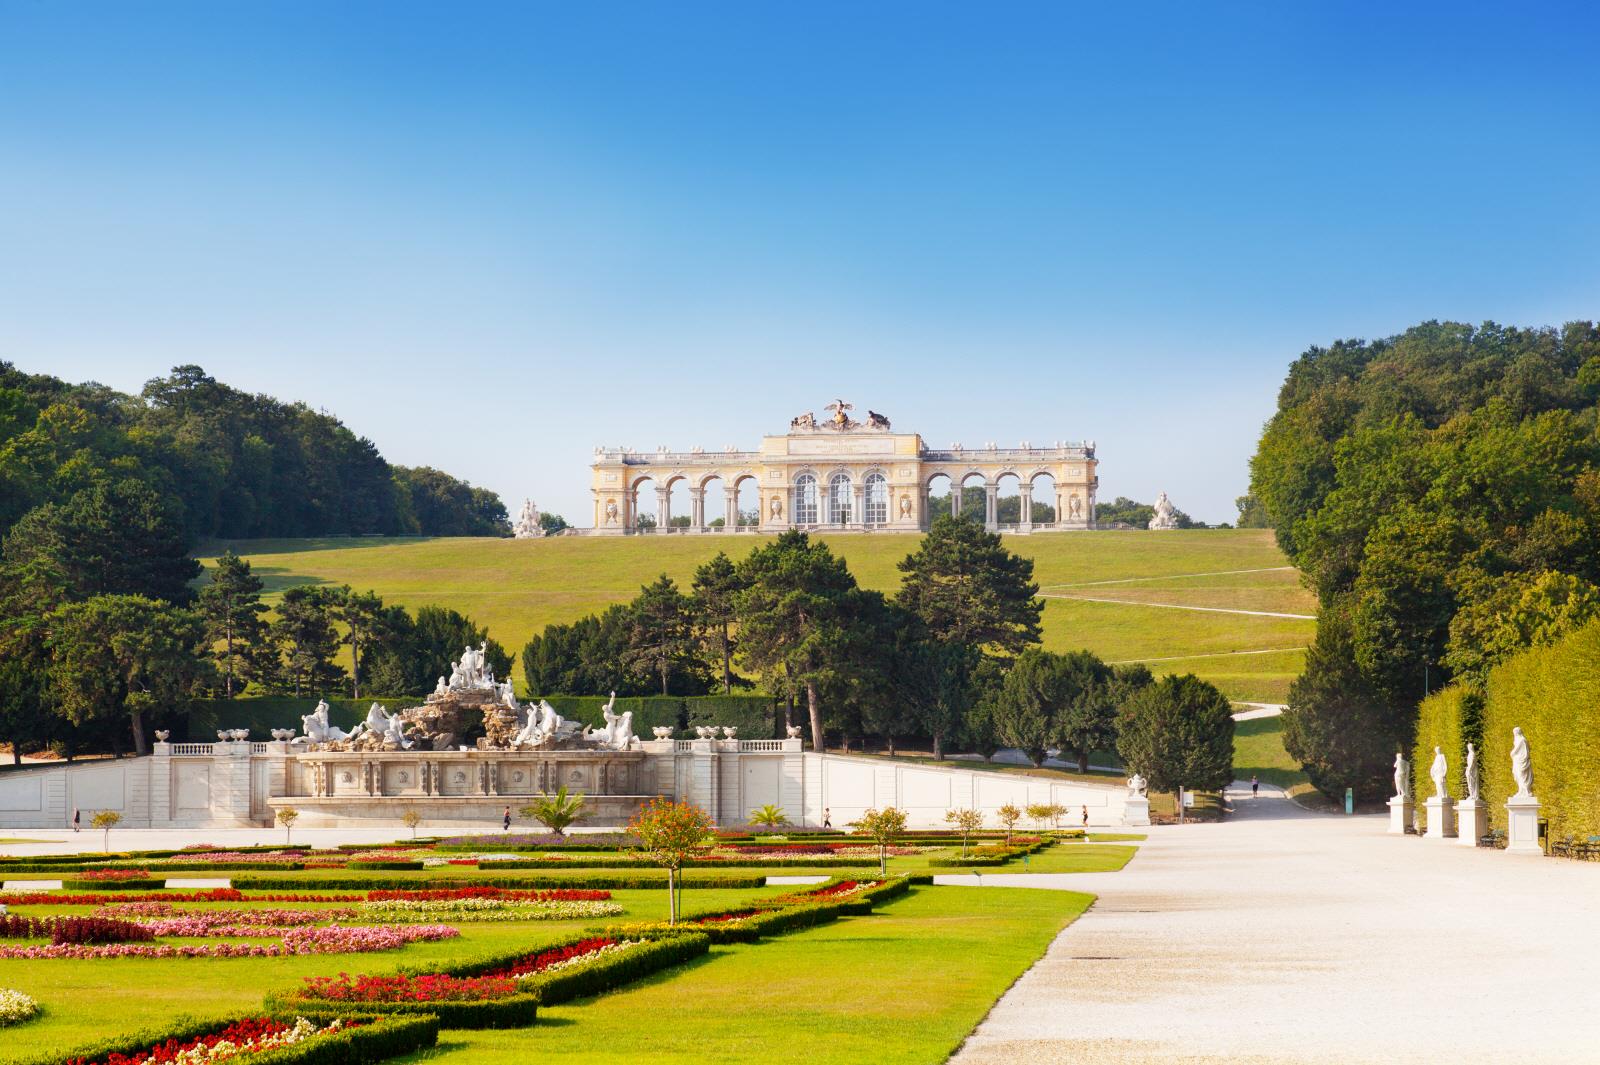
[503,806,511,831]
[822,808,832,829]
[1251,775,1259,797]
[72,808,80,832]
[1081,805,1089,829]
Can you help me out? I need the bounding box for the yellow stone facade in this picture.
[589,404,1097,534]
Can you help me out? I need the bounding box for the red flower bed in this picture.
[0,914,155,944]
[485,936,617,979]
[300,971,516,1003]
[807,879,872,898]
[728,844,843,855]
[365,886,611,903]
[61,1016,350,1065]
[693,910,761,924]
[0,888,364,906]
[79,869,151,882]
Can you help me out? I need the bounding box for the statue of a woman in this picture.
[1429,746,1448,798]
[1464,742,1481,801]
[1393,751,1410,800]
[1511,727,1534,797]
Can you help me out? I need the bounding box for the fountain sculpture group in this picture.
[1388,727,1539,853]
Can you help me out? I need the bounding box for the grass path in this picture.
[403,886,1092,1065]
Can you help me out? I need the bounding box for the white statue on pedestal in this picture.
[1464,742,1481,801]
[1511,727,1534,797]
[582,692,637,751]
[450,643,491,689]
[1148,492,1179,530]
[512,498,542,539]
[1429,746,1449,798]
[785,725,803,739]
[1393,752,1411,800]
[300,699,350,745]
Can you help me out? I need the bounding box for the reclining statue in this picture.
[299,699,350,745]
[582,693,637,751]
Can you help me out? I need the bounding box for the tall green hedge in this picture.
[188,694,775,740]
[1411,687,1480,830]
[1480,619,1600,840]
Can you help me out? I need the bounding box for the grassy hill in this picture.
[199,528,1315,702]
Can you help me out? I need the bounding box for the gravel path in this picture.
[949,782,1600,1065]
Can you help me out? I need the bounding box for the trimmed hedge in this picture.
[61,877,168,890]
[539,694,777,739]
[97,861,307,872]
[926,838,1053,868]
[230,873,767,891]
[12,1012,438,1065]
[264,991,538,1031]
[187,697,415,742]
[479,856,870,870]
[422,930,711,1005]
[1412,686,1482,832]
[0,863,88,873]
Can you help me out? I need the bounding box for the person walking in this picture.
[502,805,512,831]
[1081,805,1089,829]
[822,808,832,829]
[72,808,81,833]
[1251,775,1259,798]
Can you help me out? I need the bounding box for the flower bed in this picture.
[77,869,151,882]
[0,914,155,944]
[0,889,248,906]
[11,1013,438,1065]
[268,974,539,1029]
[0,988,39,1027]
[358,898,621,923]
[411,930,708,1005]
[229,873,766,891]
[926,837,1053,867]
[365,886,610,902]
[60,877,169,891]
[0,923,457,959]
[434,832,641,851]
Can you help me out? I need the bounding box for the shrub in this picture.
[19,1012,438,1065]
[60,877,169,891]
[0,988,39,1027]
[345,861,425,871]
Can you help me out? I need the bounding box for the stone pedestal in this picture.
[1424,795,1456,839]
[1506,795,1543,855]
[1123,795,1150,827]
[1387,796,1413,835]
[1456,798,1487,847]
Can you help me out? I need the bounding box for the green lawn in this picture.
[401,885,1091,1065]
[199,529,1314,702]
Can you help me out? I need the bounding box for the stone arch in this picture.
[792,470,820,526]
[994,471,1023,527]
[733,473,761,529]
[629,474,659,530]
[698,473,727,530]
[826,470,853,524]
[863,469,889,525]
[1028,471,1058,525]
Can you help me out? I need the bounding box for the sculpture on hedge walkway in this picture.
[1148,491,1179,530]
[1429,747,1449,799]
[512,498,542,539]
[1126,772,1148,797]
[299,700,350,745]
[1511,727,1534,797]
[1464,742,1481,801]
[1392,752,1411,800]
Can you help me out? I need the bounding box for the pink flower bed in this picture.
[0,922,457,959]
[78,869,151,882]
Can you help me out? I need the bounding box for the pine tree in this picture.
[270,586,345,697]
[198,550,267,697]
[692,552,743,694]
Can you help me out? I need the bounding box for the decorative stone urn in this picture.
[652,727,674,740]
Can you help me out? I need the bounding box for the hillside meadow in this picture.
[199,529,1315,703]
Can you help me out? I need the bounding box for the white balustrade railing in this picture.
[170,744,213,756]
[739,740,787,752]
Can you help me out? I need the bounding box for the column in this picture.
[951,485,963,517]
[690,487,705,531]
[853,484,865,529]
[1019,484,1034,531]
[984,484,998,531]
[655,486,670,531]
[724,486,738,530]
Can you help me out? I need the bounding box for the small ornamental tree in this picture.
[995,803,1022,842]
[944,808,984,854]
[402,808,424,839]
[1116,673,1234,824]
[850,806,908,876]
[91,809,121,852]
[749,804,790,830]
[276,806,299,845]
[520,786,586,837]
[1025,803,1055,833]
[1049,803,1069,830]
[629,798,714,925]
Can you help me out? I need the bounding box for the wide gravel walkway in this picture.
[949,782,1600,1065]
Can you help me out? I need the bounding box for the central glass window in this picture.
[828,473,853,524]
[793,474,819,524]
[864,473,888,524]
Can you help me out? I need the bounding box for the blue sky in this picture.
[3,2,1598,525]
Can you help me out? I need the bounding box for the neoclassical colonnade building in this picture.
[589,400,1098,534]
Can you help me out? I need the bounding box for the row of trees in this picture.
[1250,319,1600,801]
[0,361,509,544]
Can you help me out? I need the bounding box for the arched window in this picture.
[793,474,819,525]
[864,473,888,524]
[828,473,852,524]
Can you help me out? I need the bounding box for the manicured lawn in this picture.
[976,843,1136,873]
[1232,713,1313,797]
[400,885,1091,1065]
[200,529,1310,702]
[0,885,790,1060]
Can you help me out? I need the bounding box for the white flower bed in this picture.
[0,988,39,1027]
[359,897,622,923]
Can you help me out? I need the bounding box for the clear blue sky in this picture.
[3,2,1598,525]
